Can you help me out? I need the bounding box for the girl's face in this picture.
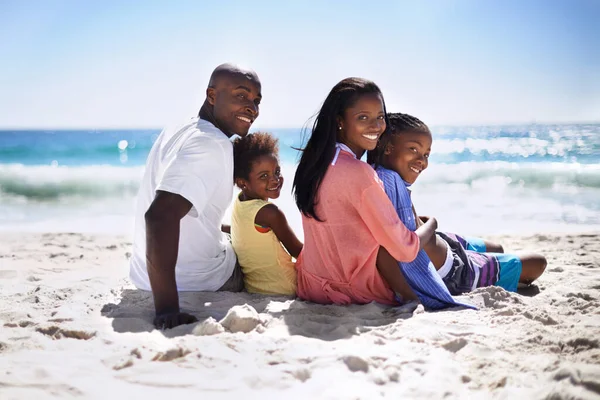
[383,131,432,184]
[337,93,386,158]
[237,154,283,201]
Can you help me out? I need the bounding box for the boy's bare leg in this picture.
[483,240,504,253]
[422,235,449,270]
[376,247,418,302]
[517,253,547,285]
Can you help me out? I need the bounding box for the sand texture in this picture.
[1,232,599,399]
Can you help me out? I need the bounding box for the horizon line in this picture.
[1,120,599,131]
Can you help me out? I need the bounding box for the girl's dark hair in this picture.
[367,112,430,168]
[232,132,279,181]
[293,77,387,221]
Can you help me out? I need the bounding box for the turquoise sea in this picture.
[0,123,599,236]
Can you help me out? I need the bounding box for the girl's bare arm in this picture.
[255,204,303,258]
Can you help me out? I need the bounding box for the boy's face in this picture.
[236,154,283,201]
[383,130,432,185]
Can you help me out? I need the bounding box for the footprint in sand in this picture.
[342,355,370,373]
[35,326,96,340]
[441,337,469,353]
[49,252,69,259]
[475,286,524,309]
[578,261,597,268]
[566,292,596,302]
[522,311,559,326]
[152,347,191,362]
[563,338,600,353]
[112,359,134,370]
[553,365,600,395]
[290,368,311,382]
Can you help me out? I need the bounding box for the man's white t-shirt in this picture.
[129,118,236,291]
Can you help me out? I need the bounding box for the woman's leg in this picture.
[376,247,418,302]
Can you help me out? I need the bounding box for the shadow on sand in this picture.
[517,283,541,297]
[100,289,423,340]
[101,282,539,340]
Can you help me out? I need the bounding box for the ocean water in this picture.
[0,123,599,236]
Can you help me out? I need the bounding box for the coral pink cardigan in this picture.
[296,149,420,305]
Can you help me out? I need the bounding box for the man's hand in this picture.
[153,311,198,330]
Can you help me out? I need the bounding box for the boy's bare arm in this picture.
[412,204,424,228]
[413,205,447,269]
[412,203,438,251]
[414,216,437,251]
[255,204,303,258]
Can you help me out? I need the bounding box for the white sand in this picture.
[1,232,599,399]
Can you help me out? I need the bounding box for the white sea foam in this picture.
[418,161,600,189]
[249,161,600,239]
[1,161,598,203]
[1,161,599,235]
[0,163,145,200]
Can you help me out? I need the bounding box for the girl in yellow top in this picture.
[231,132,303,295]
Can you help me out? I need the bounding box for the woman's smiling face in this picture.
[337,93,386,158]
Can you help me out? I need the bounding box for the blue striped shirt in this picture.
[375,166,476,310]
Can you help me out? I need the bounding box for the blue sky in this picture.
[0,0,598,128]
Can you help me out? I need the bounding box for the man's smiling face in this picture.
[209,73,262,137]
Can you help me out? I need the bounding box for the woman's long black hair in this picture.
[292,77,386,221]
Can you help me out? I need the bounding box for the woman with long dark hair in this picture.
[292,77,438,305]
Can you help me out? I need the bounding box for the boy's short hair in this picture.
[233,132,279,180]
[367,113,430,167]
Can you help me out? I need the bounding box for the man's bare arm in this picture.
[145,190,198,329]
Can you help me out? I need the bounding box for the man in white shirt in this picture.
[129,63,262,329]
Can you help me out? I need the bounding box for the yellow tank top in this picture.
[231,196,297,295]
